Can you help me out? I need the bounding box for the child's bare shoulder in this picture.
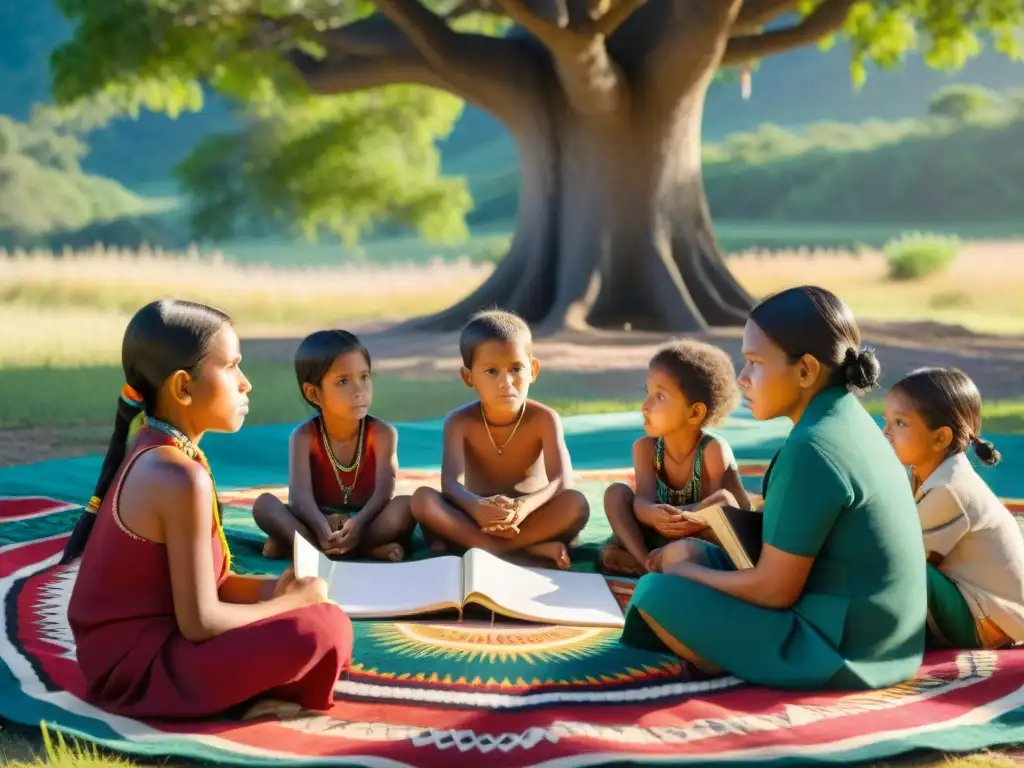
[522,399,561,429]
[287,417,316,450]
[131,446,213,514]
[367,415,397,443]
[703,434,738,473]
[443,402,481,430]
[631,436,656,457]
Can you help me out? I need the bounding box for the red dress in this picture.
[67,427,353,719]
[307,415,378,512]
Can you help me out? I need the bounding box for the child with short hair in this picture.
[253,329,414,562]
[601,340,751,576]
[883,366,1024,649]
[63,300,350,718]
[409,309,589,569]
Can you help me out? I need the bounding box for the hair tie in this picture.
[970,434,980,445]
[120,383,145,407]
[844,347,859,365]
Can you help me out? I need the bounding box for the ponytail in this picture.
[971,435,1002,468]
[59,385,146,564]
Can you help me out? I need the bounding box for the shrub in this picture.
[928,85,1001,121]
[884,232,961,280]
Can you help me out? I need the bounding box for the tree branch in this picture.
[732,0,797,32]
[722,0,855,66]
[583,0,647,38]
[323,14,419,57]
[289,50,449,95]
[443,0,495,21]
[492,0,566,46]
[373,0,463,71]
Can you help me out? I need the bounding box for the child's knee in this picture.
[410,486,442,520]
[390,495,417,531]
[660,539,706,569]
[252,492,282,523]
[562,489,590,525]
[603,482,633,512]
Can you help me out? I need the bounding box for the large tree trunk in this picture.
[386,0,754,334]
[406,80,752,333]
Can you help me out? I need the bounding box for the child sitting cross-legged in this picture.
[253,330,414,562]
[601,340,751,577]
[410,310,589,570]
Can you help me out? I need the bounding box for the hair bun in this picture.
[971,435,1002,467]
[843,346,881,393]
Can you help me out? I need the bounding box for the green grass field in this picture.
[3,361,1023,456]
[0,361,640,432]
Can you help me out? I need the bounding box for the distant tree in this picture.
[50,0,1024,331]
[928,84,1001,120]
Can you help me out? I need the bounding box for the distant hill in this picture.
[441,45,1024,201]
[3,1,1022,195]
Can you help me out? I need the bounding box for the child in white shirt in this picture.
[884,367,1024,649]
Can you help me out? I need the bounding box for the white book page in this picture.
[463,548,625,628]
[294,533,333,582]
[294,532,464,618]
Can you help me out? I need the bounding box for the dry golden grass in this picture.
[730,241,1024,334]
[1,241,1023,370]
[0,245,488,340]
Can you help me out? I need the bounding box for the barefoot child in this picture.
[61,300,351,718]
[409,310,589,569]
[601,340,751,577]
[884,367,1024,649]
[254,330,414,562]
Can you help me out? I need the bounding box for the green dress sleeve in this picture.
[762,439,853,558]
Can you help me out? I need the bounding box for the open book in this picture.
[691,504,763,569]
[294,535,625,628]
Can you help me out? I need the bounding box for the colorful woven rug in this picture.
[2,412,1024,767]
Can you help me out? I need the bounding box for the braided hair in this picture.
[60,299,231,563]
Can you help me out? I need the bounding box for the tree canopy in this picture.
[49,0,1024,245]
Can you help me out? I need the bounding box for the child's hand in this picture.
[325,517,363,557]
[285,576,329,606]
[651,505,705,539]
[475,496,521,528]
[483,523,520,538]
[273,567,296,598]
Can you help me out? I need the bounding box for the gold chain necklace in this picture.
[320,416,365,505]
[481,402,525,456]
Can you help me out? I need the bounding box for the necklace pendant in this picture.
[343,489,350,505]
[497,448,503,456]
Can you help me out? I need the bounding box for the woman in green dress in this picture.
[621,286,927,691]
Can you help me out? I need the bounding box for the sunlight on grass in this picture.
[0,249,486,345]
[731,243,1024,335]
[2,243,1024,370]
[0,361,640,430]
[1,724,134,768]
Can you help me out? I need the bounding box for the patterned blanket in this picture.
[3,467,1024,767]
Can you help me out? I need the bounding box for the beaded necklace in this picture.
[146,416,232,571]
[654,433,712,506]
[318,415,366,506]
